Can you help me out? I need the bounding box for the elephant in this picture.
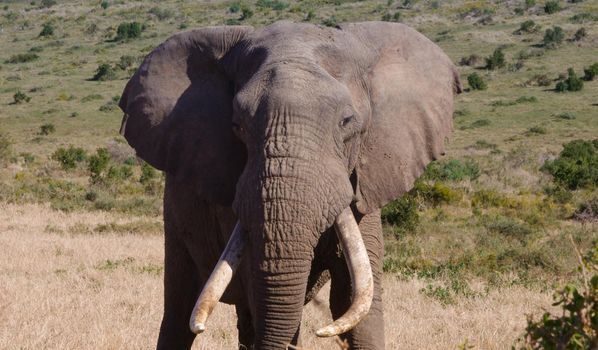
[118,20,461,350]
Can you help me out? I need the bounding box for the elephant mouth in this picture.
[188,206,373,338]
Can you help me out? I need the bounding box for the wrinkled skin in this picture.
[119,21,461,350]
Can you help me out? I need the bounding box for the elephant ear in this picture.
[119,26,253,204]
[341,22,462,214]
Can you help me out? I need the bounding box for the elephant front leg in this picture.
[156,218,199,350]
[329,209,385,350]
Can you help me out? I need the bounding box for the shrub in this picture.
[115,22,143,41]
[148,7,174,21]
[574,196,598,222]
[525,0,536,8]
[322,16,338,27]
[381,195,419,234]
[91,63,116,81]
[556,68,584,92]
[5,53,38,64]
[229,2,240,12]
[88,148,111,184]
[485,48,506,70]
[100,0,109,9]
[39,123,55,135]
[573,27,587,41]
[39,22,54,37]
[116,55,136,70]
[583,63,598,81]
[543,26,564,48]
[13,91,30,104]
[541,139,598,189]
[240,6,253,20]
[570,13,598,24]
[41,0,56,8]
[382,12,401,22]
[52,146,87,170]
[139,162,157,184]
[518,20,539,34]
[527,126,547,135]
[459,54,482,67]
[256,0,288,10]
[467,73,487,90]
[516,244,598,349]
[424,159,481,181]
[544,0,561,14]
[412,181,461,206]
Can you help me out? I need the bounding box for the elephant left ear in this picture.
[341,22,462,214]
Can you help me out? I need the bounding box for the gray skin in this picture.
[119,21,461,350]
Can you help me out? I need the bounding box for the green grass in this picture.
[0,0,597,294]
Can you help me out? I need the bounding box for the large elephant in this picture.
[119,21,461,350]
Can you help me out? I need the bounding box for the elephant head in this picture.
[119,21,461,349]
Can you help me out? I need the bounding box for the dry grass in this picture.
[0,203,554,349]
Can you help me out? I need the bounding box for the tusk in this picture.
[189,222,247,334]
[316,207,374,337]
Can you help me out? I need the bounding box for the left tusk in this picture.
[316,207,374,337]
[189,221,247,334]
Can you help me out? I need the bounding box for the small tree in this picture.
[88,148,111,184]
[543,26,564,48]
[518,20,539,33]
[584,63,598,81]
[100,0,109,9]
[556,68,584,92]
[485,48,506,70]
[13,91,31,104]
[91,63,117,81]
[115,22,143,41]
[544,0,561,14]
[467,73,487,90]
[39,22,54,37]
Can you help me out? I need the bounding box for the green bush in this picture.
[229,2,240,12]
[40,0,56,8]
[574,196,598,222]
[525,0,536,8]
[541,139,598,189]
[583,63,598,81]
[516,244,598,349]
[39,22,54,37]
[256,0,288,10]
[148,7,174,21]
[424,159,481,181]
[39,123,55,135]
[100,0,109,9]
[543,26,564,48]
[52,146,87,170]
[556,68,584,92]
[91,63,116,81]
[570,13,598,24]
[382,11,401,22]
[88,148,111,184]
[527,126,547,135]
[139,162,156,184]
[381,195,419,235]
[412,181,462,206]
[467,73,487,90]
[116,55,136,70]
[322,16,338,27]
[13,91,31,104]
[5,53,39,64]
[485,48,506,70]
[115,22,143,41]
[544,0,561,14]
[518,20,539,33]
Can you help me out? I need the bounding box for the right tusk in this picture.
[189,221,247,334]
[316,207,374,337]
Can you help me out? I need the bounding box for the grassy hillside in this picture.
[0,0,597,347]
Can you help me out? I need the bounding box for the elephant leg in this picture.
[156,218,199,350]
[329,210,385,350]
[236,304,255,349]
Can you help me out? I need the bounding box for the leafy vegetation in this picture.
[556,68,584,92]
[485,48,506,70]
[5,53,39,64]
[91,64,117,81]
[115,22,143,41]
[467,72,487,90]
[542,139,598,190]
[543,26,565,48]
[544,0,561,14]
[52,146,87,170]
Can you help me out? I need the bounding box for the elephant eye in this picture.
[339,115,354,128]
[232,122,244,135]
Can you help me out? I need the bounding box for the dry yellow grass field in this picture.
[0,203,555,350]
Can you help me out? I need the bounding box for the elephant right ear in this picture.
[119,26,253,204]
